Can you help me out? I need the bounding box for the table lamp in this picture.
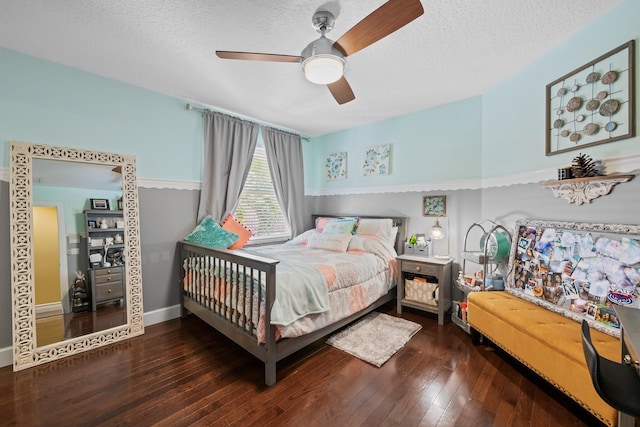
[429,214,450,259]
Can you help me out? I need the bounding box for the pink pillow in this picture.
[315,217,332,233]
[221,215,253,249]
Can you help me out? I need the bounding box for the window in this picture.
[234,142,291,243]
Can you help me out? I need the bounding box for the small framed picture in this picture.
[87,220,97,229]
[423,195,446,217]
[90,198,110,210]
[117,197,123,210]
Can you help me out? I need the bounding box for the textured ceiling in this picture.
[0,0,623,137]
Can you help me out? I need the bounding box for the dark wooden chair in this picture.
[581,320,640,418]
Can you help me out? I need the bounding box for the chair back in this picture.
[582,319,640,418]
[581,320,602,394]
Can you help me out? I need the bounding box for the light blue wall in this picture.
[304,0,640,189]
[482,0,640,177]
[304,96,483,191]
[0,48,202,181]
[0,47,207,348]
[33,186,121,235]
[4,0,638,189]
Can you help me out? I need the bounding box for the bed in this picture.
[179,215,407,385]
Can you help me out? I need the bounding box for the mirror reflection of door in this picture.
[33,204,66,347]
[33,159,127,348]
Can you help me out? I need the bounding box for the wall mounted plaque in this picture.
[546,40,635,156]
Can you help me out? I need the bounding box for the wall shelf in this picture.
[540,174,634,205]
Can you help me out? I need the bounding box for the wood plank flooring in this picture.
[0,303,603,426]
[36,305,127,347]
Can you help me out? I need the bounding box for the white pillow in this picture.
[307,232,352,252]
[348,235,398,261]
[356,218,395,243]
[390,226,399,245]
[286,229,316,245]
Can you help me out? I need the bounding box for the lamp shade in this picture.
[303,56,344,84]
[429,216,450,259]
[429,218,444,240]
[300,36,345,85]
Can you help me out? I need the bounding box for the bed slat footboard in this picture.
[180,242,279,383]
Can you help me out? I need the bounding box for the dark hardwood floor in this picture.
[0,303,603,426]
[36,305,127,347]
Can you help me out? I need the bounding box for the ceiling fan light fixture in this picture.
[303,55,344,84]
[216,3,424,104]
[301,35,345,85]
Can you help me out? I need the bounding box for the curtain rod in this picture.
[185,103,310,142]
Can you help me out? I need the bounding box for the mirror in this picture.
[33,159,126,347]
[10,141,144,370]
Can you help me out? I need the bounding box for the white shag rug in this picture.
[326,312,422,367]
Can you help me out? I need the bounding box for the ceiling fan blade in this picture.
[327,76,355,105]
[334,0,424,57]
[216,51,302,63]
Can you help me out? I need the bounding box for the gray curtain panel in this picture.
[197,112,259,223]
[262,128,305,237]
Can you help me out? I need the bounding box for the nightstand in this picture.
[396,254,453,325]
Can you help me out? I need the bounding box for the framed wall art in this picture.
[90,198,110,210]
[362,144,391,176]
[546,40,635,156]
[325,152,347,180]
[423,195,446,217]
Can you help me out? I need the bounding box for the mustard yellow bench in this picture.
[467,291,620,426]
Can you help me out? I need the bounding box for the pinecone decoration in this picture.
[571,153,599,178]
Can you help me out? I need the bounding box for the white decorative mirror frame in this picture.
[9,141,144,370]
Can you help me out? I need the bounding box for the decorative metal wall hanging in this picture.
[546,40,635,156]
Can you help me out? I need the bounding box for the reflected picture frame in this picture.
[91,198,110,210]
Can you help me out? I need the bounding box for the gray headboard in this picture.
[311,214,407,255]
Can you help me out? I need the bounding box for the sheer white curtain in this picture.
[262,128,305,237]
[197,112,259,222]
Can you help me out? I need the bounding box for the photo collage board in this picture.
[507,219,640,337]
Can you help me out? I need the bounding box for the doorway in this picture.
[33,202,70,315]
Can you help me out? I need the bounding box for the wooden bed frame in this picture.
[179,215,407,385]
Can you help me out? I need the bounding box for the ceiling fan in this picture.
[216,0,424,105]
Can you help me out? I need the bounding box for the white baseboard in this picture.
[0,346,12,368]
[35,302,63,319]
[0,305,183,369]
[143,304,182,326]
